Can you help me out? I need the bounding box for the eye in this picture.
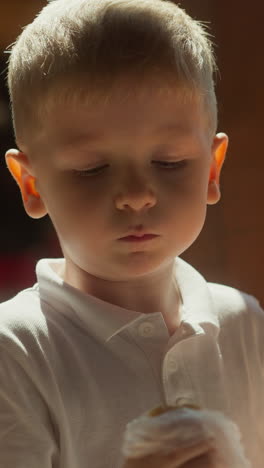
[73,160,187,177]
[152,160,187,169]
[74,164,108,176]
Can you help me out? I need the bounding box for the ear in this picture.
[207,132,228,205]
[5,149,48,219]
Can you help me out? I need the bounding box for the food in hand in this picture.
[122,402,251,467]
[148,402,201,417]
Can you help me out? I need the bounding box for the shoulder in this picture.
[208,282,264,350]
[208,282,264,322]
[0,284,47,330]
[0,285,51,358]
[0,282,93,364]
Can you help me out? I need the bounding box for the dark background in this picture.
[0,1,263,304]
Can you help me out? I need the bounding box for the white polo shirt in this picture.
[0,257,263,467]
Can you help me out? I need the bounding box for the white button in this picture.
[138,322,155,337]
[167,355,178,371]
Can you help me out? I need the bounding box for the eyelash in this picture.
[74,160,187,176]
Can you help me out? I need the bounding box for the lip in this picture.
[119,234,159,242]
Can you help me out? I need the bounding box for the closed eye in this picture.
[74,165,109,176]
[152,160,187,169]
[74,160,187,176]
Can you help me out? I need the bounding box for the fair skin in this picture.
[5,80,228,337]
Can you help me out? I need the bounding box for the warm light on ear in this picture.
[209,166,216,182]
[6,150,47,218]
[209,137,228,183]
[26,176,40,199]
[6,155,40,200]
[7,157,21,181]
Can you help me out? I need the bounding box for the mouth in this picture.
[118,234,159,242]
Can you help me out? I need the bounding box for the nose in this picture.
[115,173,157,212]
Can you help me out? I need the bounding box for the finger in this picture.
[123,441,214,468]
[179,450,217,468]
[169,441,214,466]
[123,452,184,468]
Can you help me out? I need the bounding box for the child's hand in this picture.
[122,406,251,468]
[122,441,217,468]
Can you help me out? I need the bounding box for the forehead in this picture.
[35,79,208,146]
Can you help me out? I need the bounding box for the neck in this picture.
[62,258,182,335]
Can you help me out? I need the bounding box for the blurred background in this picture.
[0,1,263,303]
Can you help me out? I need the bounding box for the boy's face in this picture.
[7,82,227,282]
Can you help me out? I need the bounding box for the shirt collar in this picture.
[175,257,219,339]
[36,257,219,343]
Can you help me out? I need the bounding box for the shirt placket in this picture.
[162,324,230,413]
[126,314,170,407]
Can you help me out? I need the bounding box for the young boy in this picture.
[2,0,264,466]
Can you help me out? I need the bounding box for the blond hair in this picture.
[7,0,217,144]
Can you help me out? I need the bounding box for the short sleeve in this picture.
[0,348,58,468]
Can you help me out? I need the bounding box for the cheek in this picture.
[40,179,106,237]
[165,170,209,231]
[167,169,209,204]
[42,175,102,212]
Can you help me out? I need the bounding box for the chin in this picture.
[113,251,175,279]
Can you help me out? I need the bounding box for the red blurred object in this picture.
[0,253,37,291]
